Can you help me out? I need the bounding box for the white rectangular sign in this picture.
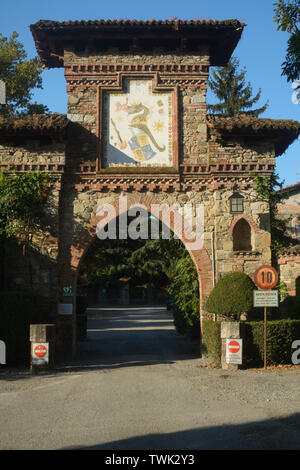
[31,342,49,365]
[226,338,243,364]
[253,290,279,307]
[58,303,73,315]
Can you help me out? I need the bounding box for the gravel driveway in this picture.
[0,306,300,450]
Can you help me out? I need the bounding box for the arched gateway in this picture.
[0,19,299,358]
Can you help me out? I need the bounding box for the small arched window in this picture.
[233,218,252,251]
[230,193,244,214]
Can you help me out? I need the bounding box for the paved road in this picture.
[1,306,300,450]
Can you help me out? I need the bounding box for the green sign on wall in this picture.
[62,286,73,297]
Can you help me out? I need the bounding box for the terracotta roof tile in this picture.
[0,113,70,137]
[207,114,300,156]
[277,181,300,194]
[30,18,245,68]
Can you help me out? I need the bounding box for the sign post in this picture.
[253,265,279,369]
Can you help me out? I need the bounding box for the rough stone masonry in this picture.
[0,19,299,357]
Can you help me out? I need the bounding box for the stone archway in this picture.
[63,193,213,356]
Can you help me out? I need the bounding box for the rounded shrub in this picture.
[206,271,255,321]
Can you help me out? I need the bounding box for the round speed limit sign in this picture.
[253,265,278,290]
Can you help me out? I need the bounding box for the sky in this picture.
[0,0,299,187]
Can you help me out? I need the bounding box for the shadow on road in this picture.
[62,412,300,450]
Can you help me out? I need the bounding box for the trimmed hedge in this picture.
[0,291,44,366]
[243,320,300,367]
[202,319,300,368]
[202,320,222,367]
[206,271,255,321]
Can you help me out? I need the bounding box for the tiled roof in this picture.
[277,182,300,195]
[31,18,245,29]
[30,18,245,68]
[278,244,300,256]
[207,114,300,156]
[0,114,70,137]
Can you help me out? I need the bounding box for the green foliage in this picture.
[202,320,221,367]
[78,219,200,334]
[279,295,300,319]
[206,271,256,321]
[78,218,186,290]
[169,253,200,334]
[207,56,268,117]
[0,171,49,253]
[243,319,300,366]
[202,318,300,368]
[274,0,300,81]
[0,32,50,116]
[0,291,44,365]
[252,172,293,253]
[276,280,290,301]
[129,284,147,300]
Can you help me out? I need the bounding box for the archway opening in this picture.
[232,218,252,251]
[74,211,201,364]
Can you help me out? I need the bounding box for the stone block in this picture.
[221,321,241,339]
[30,324,56,342]
[67,113,83,122]
[223,240,233,251]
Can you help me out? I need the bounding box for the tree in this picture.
[78,218,186,292]
[0,171,49,255]
[252,172,296,255]
[207,56,268,117]
[0,32,50,116]
[169,252,200,334]
[274,0,300,82]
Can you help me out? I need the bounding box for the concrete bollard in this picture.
[221,322,242,370]
[30,324,56,372]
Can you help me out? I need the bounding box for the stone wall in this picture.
[0,43,283,357]
[277,248,300,297]
[0,137,62,313]
[277,186,300,242]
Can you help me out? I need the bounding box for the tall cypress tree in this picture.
[207,56,268,117]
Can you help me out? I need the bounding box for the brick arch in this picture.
[68,193,213,342]
[228,214,260,236]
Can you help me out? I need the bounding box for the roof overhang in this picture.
[0,114,70,139]
[277,182,300,195]
[207,115,300,157]
[30,19,245,68]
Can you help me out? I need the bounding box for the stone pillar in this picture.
[30,324,56,371]
[221,322,242,370]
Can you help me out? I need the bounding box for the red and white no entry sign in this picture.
[34,344,47,358]
[226,338,243,364]
[228,340,240,354]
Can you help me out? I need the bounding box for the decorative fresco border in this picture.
[96,73,179,174]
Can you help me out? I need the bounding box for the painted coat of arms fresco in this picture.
[104,80,172,167]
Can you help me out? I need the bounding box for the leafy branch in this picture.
[0,171,49,254]
[253,172,293,253]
